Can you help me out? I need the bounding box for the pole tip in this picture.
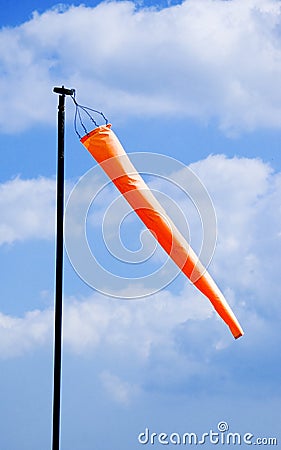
[53,86,75,96]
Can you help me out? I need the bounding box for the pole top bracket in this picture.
[53,86,75,96]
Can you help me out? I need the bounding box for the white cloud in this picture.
[0,287,212,360]
[0,176,56,245]
[62,289,212,358]
[190,155,281,316]
[100,370,140,405]
[0,308,53,358]
[1,0,281,133]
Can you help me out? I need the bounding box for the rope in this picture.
[71,91,109,139]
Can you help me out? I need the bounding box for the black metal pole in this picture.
[52,86,74,450]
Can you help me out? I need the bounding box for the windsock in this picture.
[81,124,243,339]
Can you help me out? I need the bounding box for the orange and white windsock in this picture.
[81,124,244,339]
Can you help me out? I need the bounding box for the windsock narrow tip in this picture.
[230,322,244,339]
[234,329,244,339]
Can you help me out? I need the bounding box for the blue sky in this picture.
[1,0,281,449]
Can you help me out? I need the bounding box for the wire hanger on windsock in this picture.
[70,90,109,139]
